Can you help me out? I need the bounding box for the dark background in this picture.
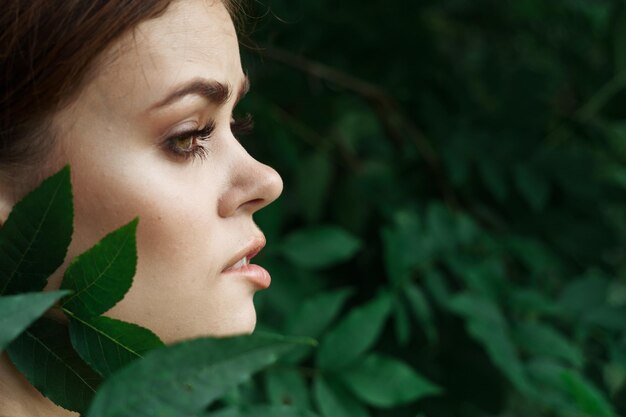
[232,1,625,416]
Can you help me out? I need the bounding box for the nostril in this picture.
[233,198,267,217]
[247,198,265,210]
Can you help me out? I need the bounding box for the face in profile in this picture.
[45,0,283,343]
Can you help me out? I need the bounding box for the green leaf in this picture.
[203,405,320,417]
[425,203,460,255]
[514,164,550,212]
[297,152,334,223]
[86,333,313,417]
[265,367,311,408]
[478,159,508,202]
[446,256,504,300]
[286,288,353,338]
[442,142,471,187]
[6,317,101,413]
[509,288,561,317]
[0,166,72,295]
[528,360,616,417]
[561,371,616,417]
[404,284,436,343]
[67,314,164,377]
[448,292,506,326]
[467,319,530,392]
[423,268,451,308]
[449,293,530,392]
[0,290,70,352]
[280,226,362,269]
[381,210,425,287]
[61,219,138,318]
[392,296,410,346]
[558,273,608,319]
[607,281,626,307]
[339,354,441,407]
[503,237,561,276]
[525,361,573,411]
[604,360,626,396]
[283,288,352,364]
[314,376,369,417]
[317,291,391,369]
[583,305,626,331]
[515,321,583,368]
[254,197,284,239]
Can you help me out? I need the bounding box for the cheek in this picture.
[58,141,259,341]
[57,138,227,297]
[68,145,218,255]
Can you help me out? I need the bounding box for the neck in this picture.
[0,353,78,417]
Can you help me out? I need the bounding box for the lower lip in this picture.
[222,264,271,289]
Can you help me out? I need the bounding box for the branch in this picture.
[258,45,457,204]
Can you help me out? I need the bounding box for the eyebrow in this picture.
[149,75,250,111]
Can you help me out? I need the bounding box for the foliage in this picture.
[232,0,626,416]
[87,333,308,417]
[2,1,626,416]
[0,291,69,352]
[0,165,72,295]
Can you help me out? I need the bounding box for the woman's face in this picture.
[45,0,283,342]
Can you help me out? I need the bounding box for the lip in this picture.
[221,235,270,289]
[222,235,266,272]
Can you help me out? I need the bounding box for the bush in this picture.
[2,2,626,416]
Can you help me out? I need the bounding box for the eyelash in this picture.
[164,113,255,161]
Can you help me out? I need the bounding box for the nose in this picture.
[217,144,283,218]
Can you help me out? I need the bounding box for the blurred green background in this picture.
[235,1,626,416]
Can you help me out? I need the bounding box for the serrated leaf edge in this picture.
[61,219,137,315]
[0,168,71,294]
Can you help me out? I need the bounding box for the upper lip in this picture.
[222,235,266,272]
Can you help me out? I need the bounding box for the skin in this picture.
[0,0,283,415]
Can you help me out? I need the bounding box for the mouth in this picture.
[223,237,265,272]
[222,236,271,289]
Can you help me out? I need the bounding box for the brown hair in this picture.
[0,0,239,180]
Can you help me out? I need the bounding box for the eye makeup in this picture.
[162,120,216,161]
[231,113,254,138]
[162,113,255,161]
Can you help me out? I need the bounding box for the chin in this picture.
[207,303,258,338]
[228,310,257,336]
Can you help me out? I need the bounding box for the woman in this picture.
[0,0,282,415]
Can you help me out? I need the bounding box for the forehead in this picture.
[85,0,242,110]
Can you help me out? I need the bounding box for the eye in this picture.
[173,136,194,152]
[163,121,215,161]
